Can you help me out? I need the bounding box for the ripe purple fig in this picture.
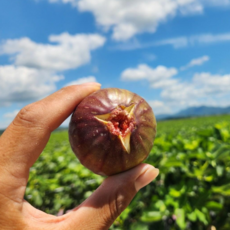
[69,88,157,176]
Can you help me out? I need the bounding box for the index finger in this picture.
[0,82,101,203]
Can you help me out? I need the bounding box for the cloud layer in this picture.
[0,33,105,104]
[0,65,63,105]
[0,33,106,71]
[4,110,20,118]
[121,63,230,114]
[121,64,178,88]
[180,55,209,70]
[158,33,230,48]
[47,0,230,41]
[114,32,230,50]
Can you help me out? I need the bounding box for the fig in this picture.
[68,88,157,176]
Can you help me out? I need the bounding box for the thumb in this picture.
[64,164,159,230]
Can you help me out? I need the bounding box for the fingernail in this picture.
[135,165,159,191]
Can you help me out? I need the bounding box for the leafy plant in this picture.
[24,115,230,230]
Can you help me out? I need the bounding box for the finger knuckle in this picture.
[108,183,136,222]
[114,189,131,215]
[113,191,126,218]
[14,103,44,128]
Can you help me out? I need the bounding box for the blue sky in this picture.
[1,0,230,128]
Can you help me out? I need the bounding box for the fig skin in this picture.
[69,88,157,176]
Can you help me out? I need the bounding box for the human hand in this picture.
[0,83,159,230]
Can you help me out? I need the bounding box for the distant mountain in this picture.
[156,106,230,120]
[154,114,171,120]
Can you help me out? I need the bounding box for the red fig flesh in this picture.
[68,88,157,176]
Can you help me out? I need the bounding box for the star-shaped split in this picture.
[94,104,136,154]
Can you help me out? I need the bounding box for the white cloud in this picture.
[0,33,105,106]
[148,100,172,115]
[65,76,97,86]
[121,64,230,113]
[113,32,230,51]
[110,39,147,51]
[46,0,230,41]
[190,33,230,44]
[112,37,188,50]
[121,64,177,81]
[193,72,230,95]
[4,110,20,119]
[0,65,63,104]
[181,55,209,70]
[121,64,178,88]
[160,72,230,105]
[154,37,188,48]
[0,33,106,71]
[157,32,230,48]
[78,0,203,41]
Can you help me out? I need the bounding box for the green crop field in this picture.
[25,115,230,230]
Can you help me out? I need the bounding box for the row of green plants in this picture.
[25,115,230,229]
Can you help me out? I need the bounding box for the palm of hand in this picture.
[0,83,159,230]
